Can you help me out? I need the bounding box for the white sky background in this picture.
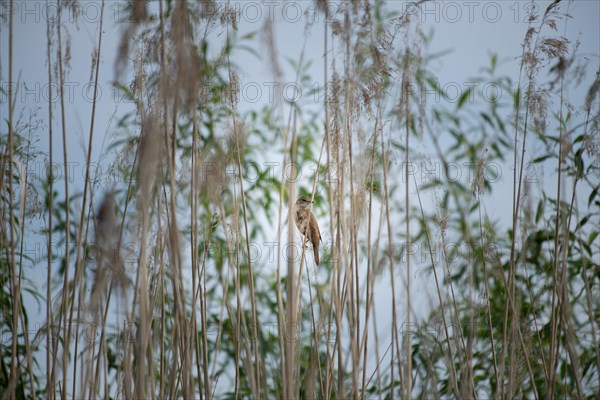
[1,0,599,394]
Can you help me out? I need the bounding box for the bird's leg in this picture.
[303,237,311,250]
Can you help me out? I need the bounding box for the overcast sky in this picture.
[3,0,598,188]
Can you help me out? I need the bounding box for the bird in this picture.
[294,196,322,265]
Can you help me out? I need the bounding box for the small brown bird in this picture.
[294,196,322,265]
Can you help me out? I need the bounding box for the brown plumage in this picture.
[294,196,322,265]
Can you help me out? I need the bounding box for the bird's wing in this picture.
[310,212,321,244]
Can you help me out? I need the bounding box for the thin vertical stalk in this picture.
[190,109,200,397]
[360,106,381,398]
[382,135,402,398]
[322,17,338,400]
[302,255,323,399]
[53,3,73,396]
[45,1,55,396]
[503,6,557,396]
[289,109,300,399]
[402,49,412,400]
[234,116,262,397]
[167,93,192,397]
[158,187,166,399]
[425,120,470,391]
[578,80,600,379]
[501,22,528,400]
[226,50,262,398]
[155,5,167,399]
[561,176,584,397]
[200,236,211,400]
[67,3,105,397]
[234,206,242,400]
[477,207,499,387]
[412,171,460,398]
[7,1,19,398]
[16,147,38,400]
[273,87,290,400]
[341,9,360,398]
[548,92,564,400]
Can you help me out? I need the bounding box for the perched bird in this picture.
[294,196,322,265]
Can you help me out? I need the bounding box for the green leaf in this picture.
[456,87,473,110]
[532,155,552,163]
[575,215,589,230]
[241,30,258,41]
[589,230,599,246]
[111,81,135,102]
[513,87,521,109]
[480,112,493,128]
[574,148,584,178]
[535,199,544,223]
[588,185,599,206]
